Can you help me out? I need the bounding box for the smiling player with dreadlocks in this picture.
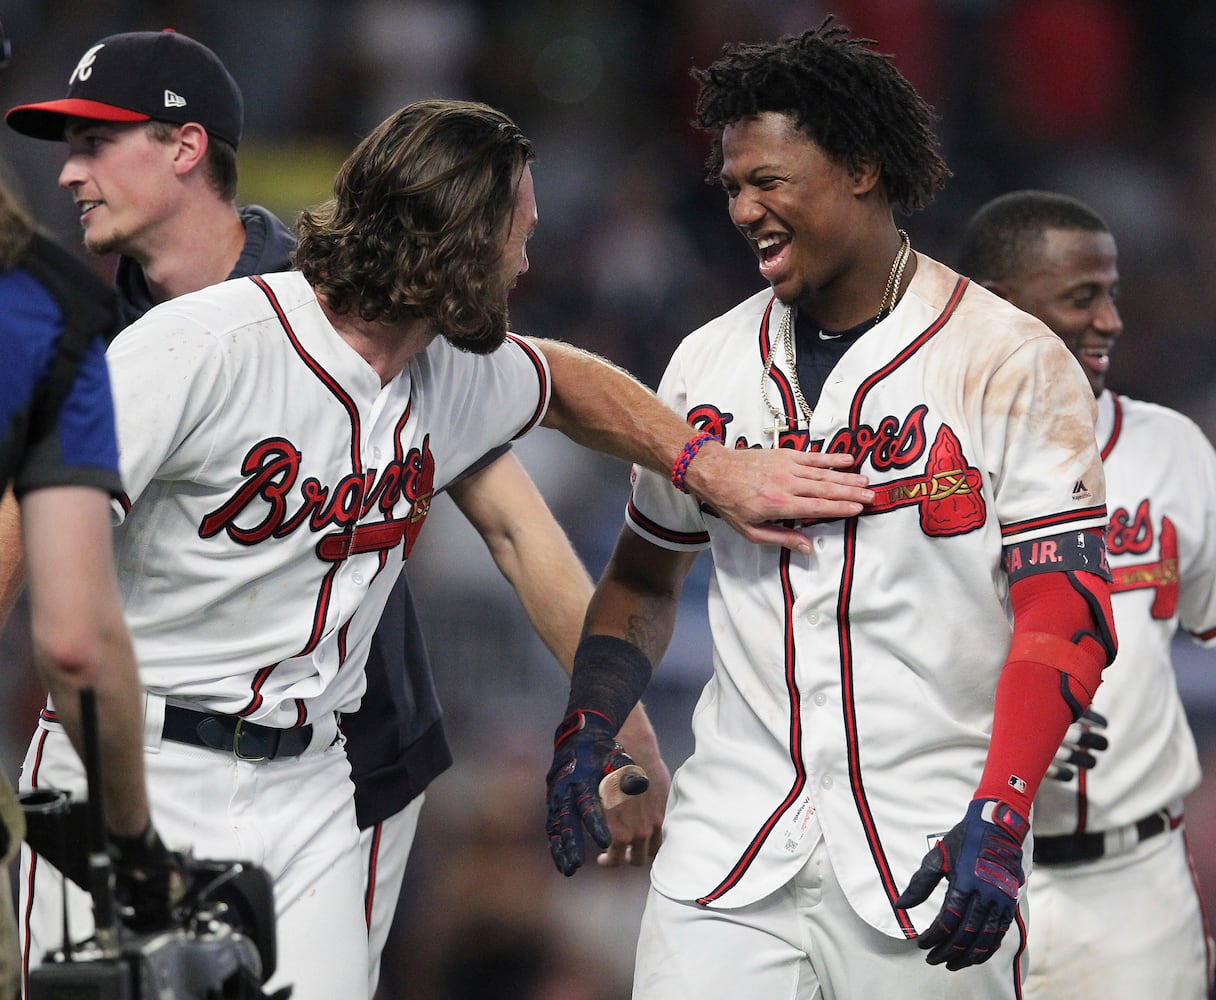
[542,20,1117,999]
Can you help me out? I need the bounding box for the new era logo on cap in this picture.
[4,29,243,149]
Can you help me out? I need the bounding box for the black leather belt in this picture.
[1033,809,1172,866]
[162,704,315,761]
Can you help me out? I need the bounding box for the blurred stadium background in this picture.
[2,2,1214,997]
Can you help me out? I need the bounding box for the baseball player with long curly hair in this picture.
[543,22,1118,999]
[3,31,672,997]
[958,189,1216,1000]
[7,95,871,1000]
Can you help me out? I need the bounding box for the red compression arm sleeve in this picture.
[974,569,1115,816]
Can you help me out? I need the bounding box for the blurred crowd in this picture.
[1,2,1214,998]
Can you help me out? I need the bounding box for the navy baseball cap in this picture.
[6,29,243,148]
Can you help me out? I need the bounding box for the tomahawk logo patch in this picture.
[844,414,986,537]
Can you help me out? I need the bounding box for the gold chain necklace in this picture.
[761,230,911,445]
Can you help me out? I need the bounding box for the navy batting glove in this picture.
[894,798,1029,971]
[545,710,649,877]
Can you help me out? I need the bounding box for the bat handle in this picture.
[598,764,649,810]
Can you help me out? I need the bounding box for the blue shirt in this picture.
[0,254,120,497]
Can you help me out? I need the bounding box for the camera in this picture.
[21,790,289,1000]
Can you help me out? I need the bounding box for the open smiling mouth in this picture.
[1079,346,1110,375]
[755,233,790,276]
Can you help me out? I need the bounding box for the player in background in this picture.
[2,30,669,996]
[0,175,181,993]
[542,22,1118,999]
[4,92,873,1000]
[957,189,1216,1000]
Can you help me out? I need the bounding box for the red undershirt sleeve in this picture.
[974,567,1116,816]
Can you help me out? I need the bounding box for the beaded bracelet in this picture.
[671,429,717,493]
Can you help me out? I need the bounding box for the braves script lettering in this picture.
[1106,498,1153,556]
[198,435,435,559]
[1106,502,1179,617]
[825,405,927,471]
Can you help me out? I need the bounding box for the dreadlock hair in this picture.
[691,17,949,215]
[294,100,534,353]
[957,190,1111,286]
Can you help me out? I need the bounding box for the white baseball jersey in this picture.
[21,270,551,998]
[627,254,1107,938]
[1034,390,1216,835]
[1023,390,1216,1000]
[105,270,550,725]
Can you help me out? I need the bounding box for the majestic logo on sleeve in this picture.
[1106,500,1179,618]
[198,434,436,561]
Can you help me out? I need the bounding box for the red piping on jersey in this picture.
[1001,506,1108,539]
[237,276,369,720]
[758,297,800,428]
[1182,828,1216,999]
[695,547,807,905]
[238,663,276,717]
[1011,906,1028,998]
[251,276,364,472]
[833,277,968,932]
[504,333,551,437]
[365,821,383,928]
[846,278,967,428]
[1099,393,1123,461]
[838,516,916,935]
[626,496,710,546]
[21,728,50,996]
[1081,394,1184,832]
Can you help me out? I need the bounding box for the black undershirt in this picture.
[793,308,880,412]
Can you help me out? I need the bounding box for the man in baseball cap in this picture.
[3,28,261,321]
[6,29,242,148]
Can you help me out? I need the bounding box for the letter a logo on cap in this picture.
[69,43,105,85]
[163,90,187,109]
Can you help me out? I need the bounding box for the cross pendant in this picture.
[769,416,786,447]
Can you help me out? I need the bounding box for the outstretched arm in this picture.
[533,339,873,552]
[448,451,670,866]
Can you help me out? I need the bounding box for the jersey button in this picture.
[352,571,365,585]
[820,775,834,789]
[813,692,827,707]
[807,612,820,626]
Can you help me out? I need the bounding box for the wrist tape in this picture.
[564,634,653,734]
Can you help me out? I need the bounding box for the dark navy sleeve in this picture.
[0,266,121,497]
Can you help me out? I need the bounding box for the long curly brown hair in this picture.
[692,18,949,216]
[294,100,534,353]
